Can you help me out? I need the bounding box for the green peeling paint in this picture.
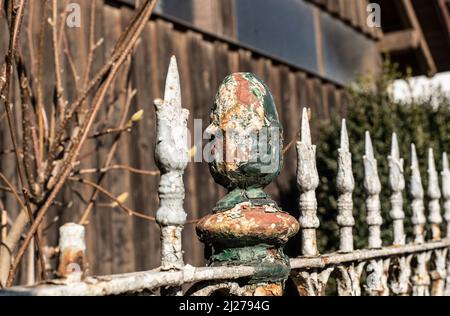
[210,244,291,284]
[209,72,283,212]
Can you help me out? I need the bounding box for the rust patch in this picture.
[197,203,299,246]
[252,284,283,296]
[57,249,86,279]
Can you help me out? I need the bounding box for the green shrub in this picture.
[316,60,450,252]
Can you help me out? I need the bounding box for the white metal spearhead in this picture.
[301,107,312,146]
[363,131,381,195]
[337,119,354,193]
[163,55,182,108]
[340,119,349,152]
[442,152,450,199]
[389,133,405,191]
[410,143,424,198]
[428,148,441,200]
[365,131,375,161]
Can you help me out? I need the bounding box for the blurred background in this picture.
[1,0,449,283]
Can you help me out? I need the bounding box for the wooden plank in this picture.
[263,61,281,202]
[186,31,215,266]
[400,0,437,74]
[218,0,236,38]
[378,29,420,52]
[170,27,200,268]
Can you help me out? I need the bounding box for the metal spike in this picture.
[340,119,349,152]
[390,133,400,161]
[163,55,182,108]
[388,133,405,246]
[363,131,382,249]
[410,143,426,244]
[428,148,442,240]
[301,107,312,146]
[337,118,355,253]
[365,131,375,160]
[442,152,450,238]
[297,107,319,256]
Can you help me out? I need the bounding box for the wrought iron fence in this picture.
[1,56,449,296]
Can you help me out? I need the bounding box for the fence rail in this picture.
[1,57,450,296]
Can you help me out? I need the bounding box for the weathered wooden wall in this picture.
[0,0,353,279]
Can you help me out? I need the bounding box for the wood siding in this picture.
[0,0,349,278]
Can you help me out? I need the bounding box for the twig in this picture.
[0,0,47,283]
[282,128,300,155]
[7,0,158,287]
[36,0,49,163]
[78,79,134,224]
[0,172,26,211]
[70,177,156,222]
[44,0,155,178]
[51,0,66,122]
[77,165,160,177]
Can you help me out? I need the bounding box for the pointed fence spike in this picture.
[390,133,400,160]
[427,148,442,241]
[363,131,382,249]
[410,144,426,244]
[441,152,450,238]
[301,107,312,146]
[297,108,319,256]
[163,55,182,108]
[388,133,405,246]
[154,57,190,295]
[365,131,375,160]
[336,119,355,253]
[340,119,349,152]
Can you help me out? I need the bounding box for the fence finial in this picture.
[57,223,87,282]
[196,73,299,296]
[363,131,382,249]
[297,107,320,256]
[336,119,355,253]
[388,133,405,245]
[154,56,189,274]
[410,144,426,244]
[442,152,450,238]
[427,148,442,240]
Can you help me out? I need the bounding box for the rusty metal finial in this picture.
[57,223,87,282]
[196,73,299,296]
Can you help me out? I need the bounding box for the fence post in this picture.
[297,108,320,257]
[442,152,450,238]
[57,223,87,282]
[410,144,426,244]
[336,119,355,253]
[427,148,442,241]
[154,56,189,295]
[335,119,363,296]
[388,133,411,296]
[429,150,447,296]
[363,132,382,250]
[410,144,430,296]
[196,73,299,296]
[363,131,387,296]
[388,133,405,246]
